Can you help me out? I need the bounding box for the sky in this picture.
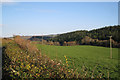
[1,2,118,37]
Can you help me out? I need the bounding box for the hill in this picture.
[27,35,57,41]
[50,25,120,47]
[29,36,52,41]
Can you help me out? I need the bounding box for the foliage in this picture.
[50,25,120,47]
[29,36,53,41]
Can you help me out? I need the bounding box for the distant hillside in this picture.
[28,35,57,41]
[50,25,120,47]
[20,36,32,40]
[11,35,57,41]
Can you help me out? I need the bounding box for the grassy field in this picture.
[36,44,119,78]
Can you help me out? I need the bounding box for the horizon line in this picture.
[1,25,119,38]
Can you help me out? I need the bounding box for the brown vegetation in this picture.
[14,35,39,53]
[63,41,77,46]
[81,36,120,47]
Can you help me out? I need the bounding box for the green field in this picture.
[36,44,119,78]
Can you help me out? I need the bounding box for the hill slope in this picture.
[50,25,120,47]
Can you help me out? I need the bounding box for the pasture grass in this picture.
[36,44,119,78]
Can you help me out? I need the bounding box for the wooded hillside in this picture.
[49,25,120,47]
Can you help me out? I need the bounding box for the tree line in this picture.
[49,25,120,47]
